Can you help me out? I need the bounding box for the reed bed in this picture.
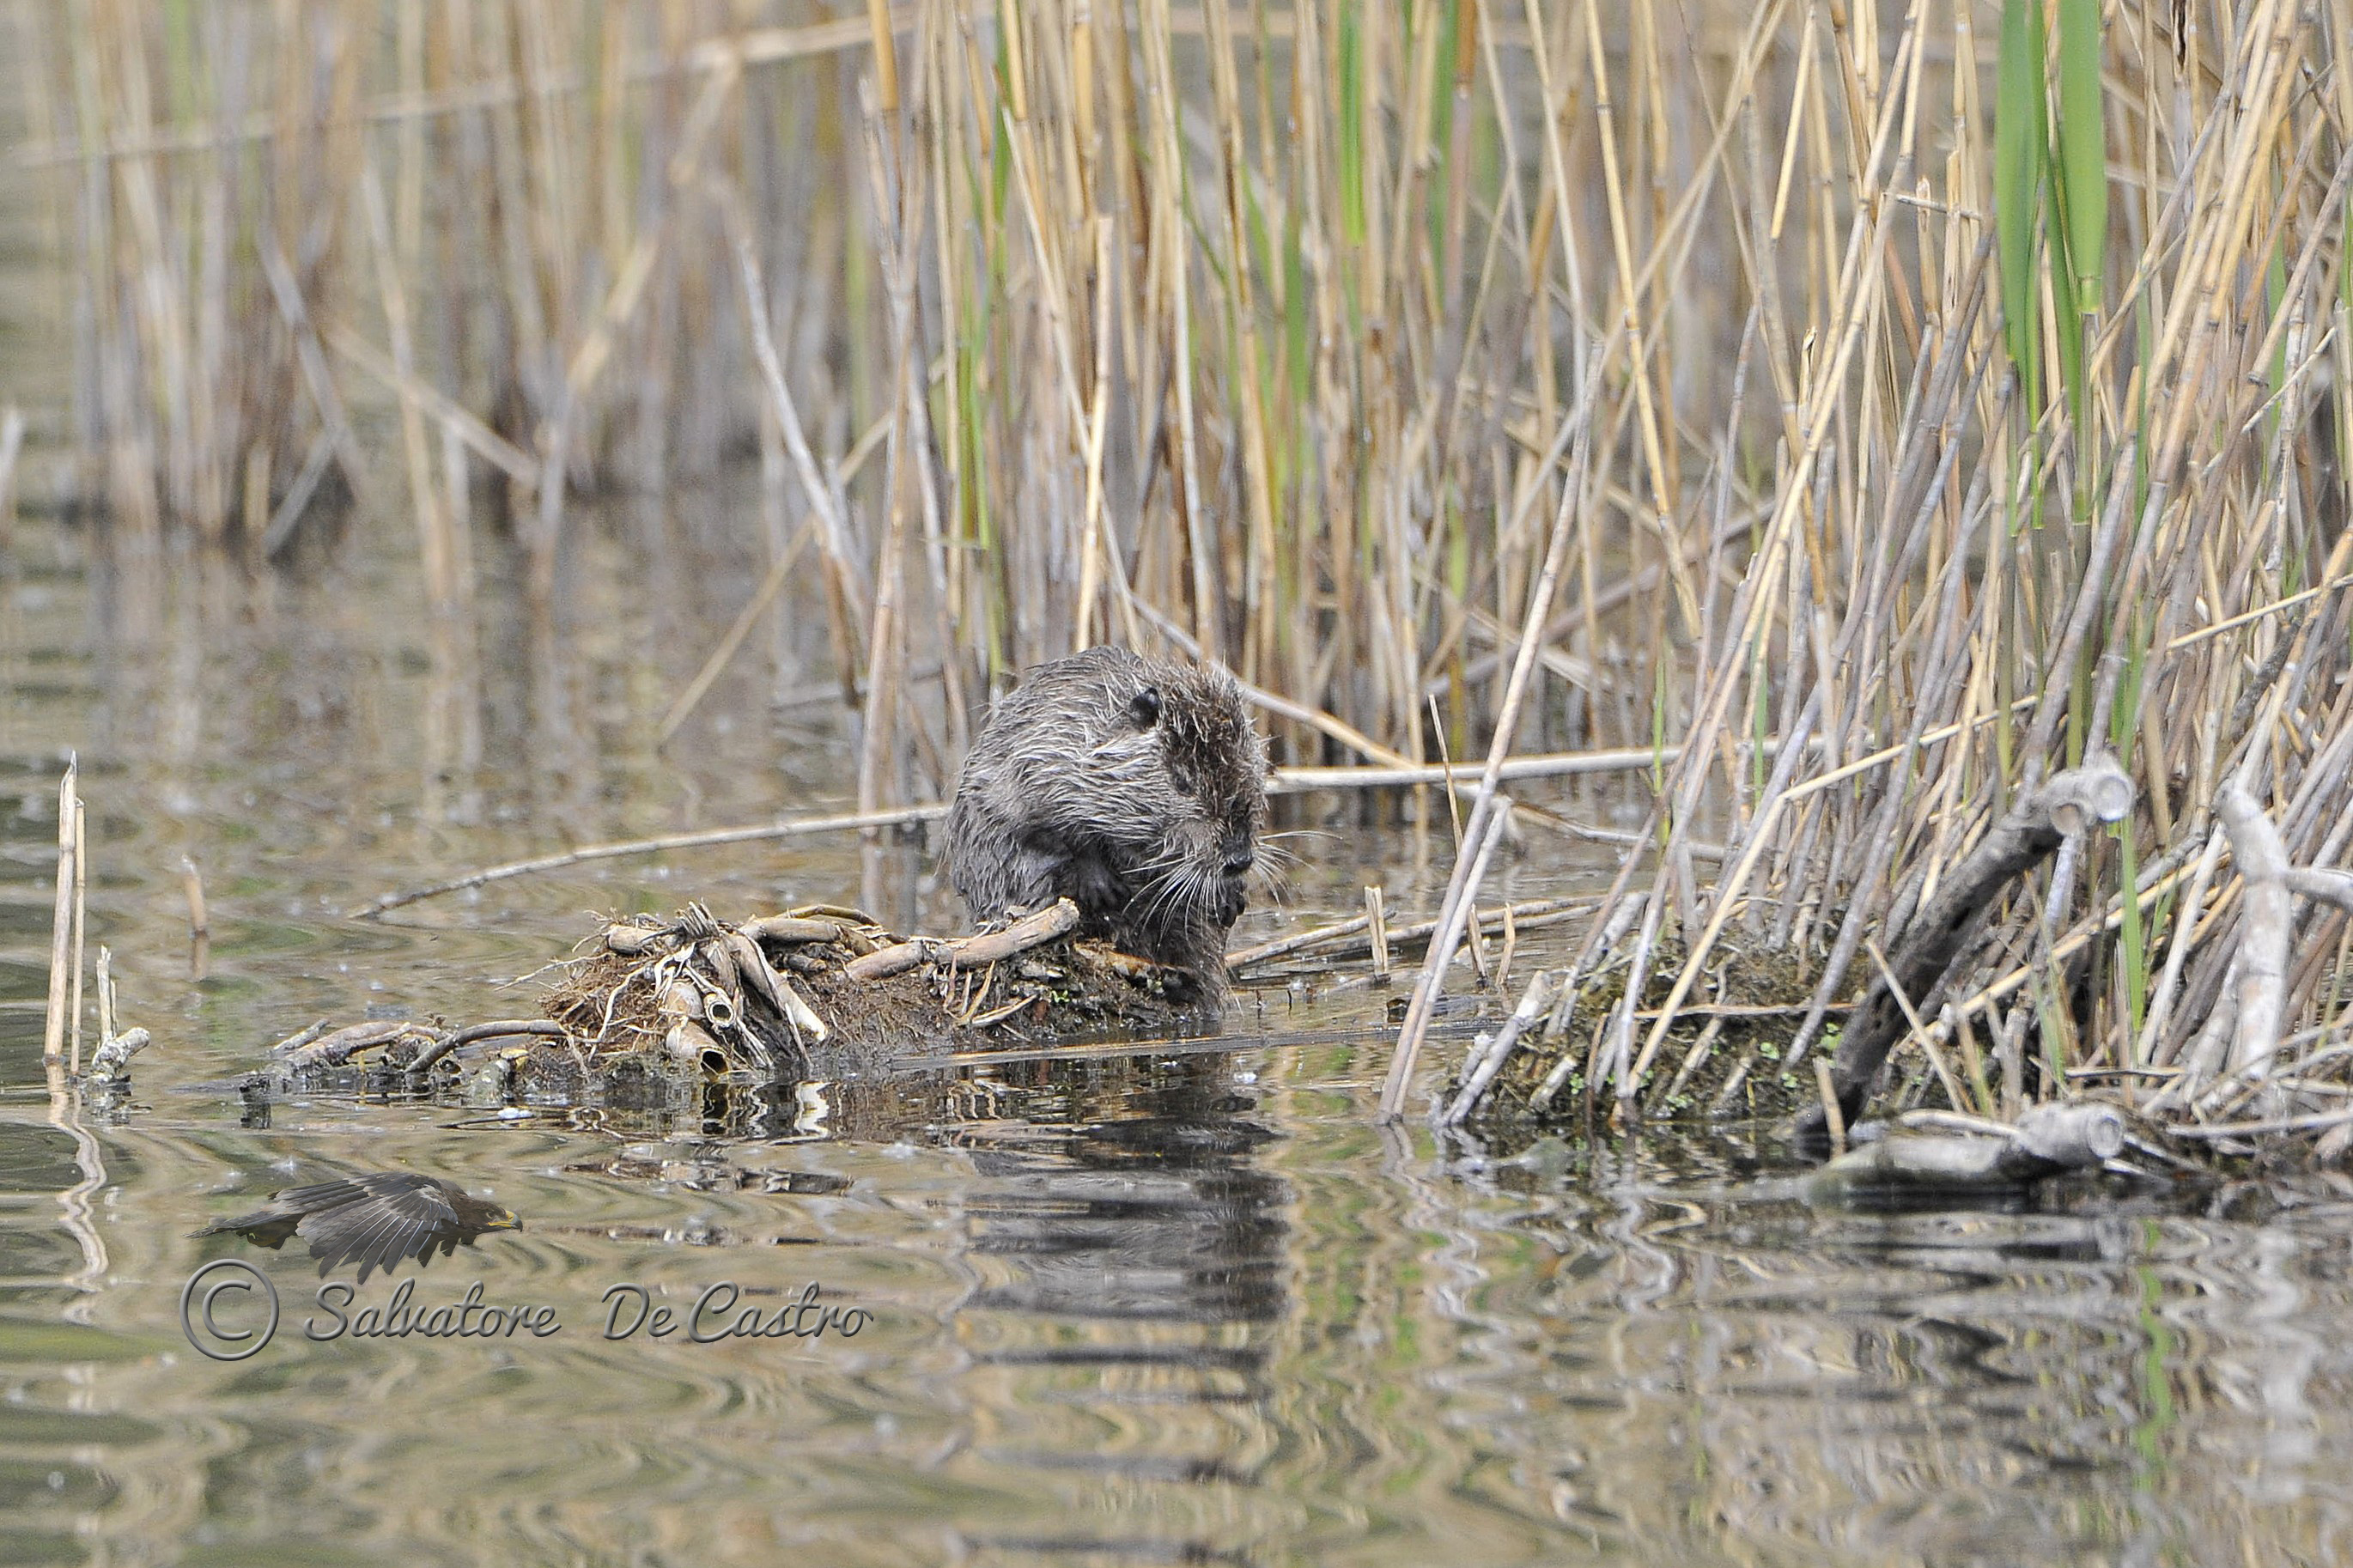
[21,1,2353,1140]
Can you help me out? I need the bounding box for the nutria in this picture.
[945,646,1268,996]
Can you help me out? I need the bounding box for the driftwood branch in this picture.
[1798,759,2134,1142]
[1806,1101,2126,1200]
[403,1020,573,1080]
[2281,866,2353,911]
[843,898,1081,982]
[276,1019,431,1071]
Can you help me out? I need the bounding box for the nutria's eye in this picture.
[1127,687,1162,728]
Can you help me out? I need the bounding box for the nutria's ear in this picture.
[1126,687,1162,728]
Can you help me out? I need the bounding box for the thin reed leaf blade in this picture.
[1995,0,2049,397]
[2054,0,2106,309]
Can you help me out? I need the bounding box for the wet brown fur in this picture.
[945,647,1268,995]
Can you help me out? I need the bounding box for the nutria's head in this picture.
[945,646,1269,993]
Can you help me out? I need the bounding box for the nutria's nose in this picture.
[1220,836,1256,877]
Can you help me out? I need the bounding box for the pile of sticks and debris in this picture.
[242,896,1207,1106]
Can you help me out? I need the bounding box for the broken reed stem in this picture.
[93,946,113,1048]
[1225,896,1596,973]
[1271,750,1684,791]
[1811,1059,1846,1157]
[69,786,87,1075]
[180,855,209,939]
[1381,796,1516,1119]
[2168,1107,2353,1141]
[0,407,21,556]
[1438,968,1557,1127]
[2216,779,2294,1089]
[41,764,76,1066]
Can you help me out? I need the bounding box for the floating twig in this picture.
[277,1019,431,1072]
[267,1020,331,1055]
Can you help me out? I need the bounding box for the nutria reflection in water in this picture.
[945,646,1269,1000]
[193,1172,522,1282]
[958,1060,1288,1510]
[964,1068,1286,1322]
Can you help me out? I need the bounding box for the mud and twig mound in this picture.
[251,896,1207,1109]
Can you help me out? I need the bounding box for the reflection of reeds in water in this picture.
[27,3,2353,1097]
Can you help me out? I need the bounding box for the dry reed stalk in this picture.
[350,801,951,919]
[179,855,208,939]
[69,790,85,1074]
[0,407,21,556]
[29,3,2353,1139]
[40,763,76,1065]
[1226,895,1596,975]
[1381,319,1614,1116]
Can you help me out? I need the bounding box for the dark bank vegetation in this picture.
[22,1,2353,1157]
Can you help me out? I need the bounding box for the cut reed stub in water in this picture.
[254,897,1211,1107]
